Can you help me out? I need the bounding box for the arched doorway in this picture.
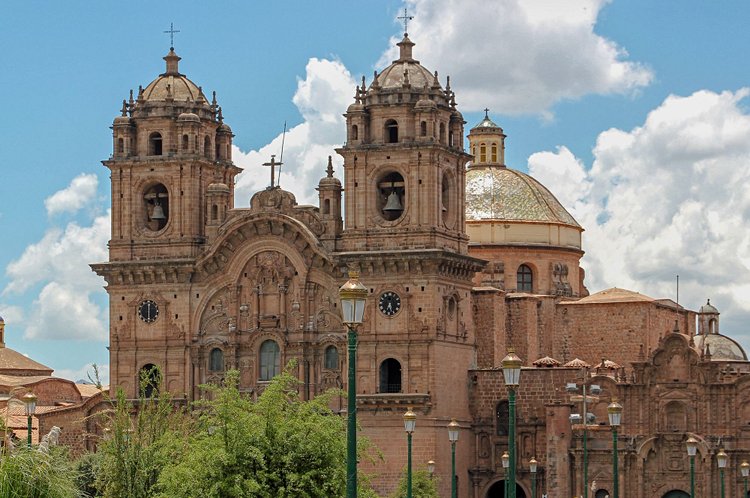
[662,491,689,498]
[485,480,527,498]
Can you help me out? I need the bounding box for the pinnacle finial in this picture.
[326,156,334,178]
[121,100,128,117]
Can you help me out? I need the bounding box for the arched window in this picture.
[491,144,498,162]
[139,364,161,398]
[665,401,687,431]
[209,348,224,371]
[324,346,338,370]
[517,264,533,292]
[449,131,455,147]
[259,340,280,381]
[420,121,427,136]
[595,490,611,498]
[211,204,218,221]
[117,137,124,154]
[385,119,399,143]
[351,124,359,141]
[182,134,189,151]
[379,358,402,393]
[479,143,487,163]
[149,132,163,156]
[709,318,718,334]
[323,199,331,215]
[496,401,509,435]
[439,122,446,143]
[204,136,211,159]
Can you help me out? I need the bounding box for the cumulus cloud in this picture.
[44,173,99,216]
[234,58,355,206]
[381,0,652,115]
[56,362,110,386]
[3,212,110,340]
[528,88,750,339]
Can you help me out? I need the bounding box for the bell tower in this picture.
[93,49,241,399]
[335,32,485,495]
[106,48,241,262]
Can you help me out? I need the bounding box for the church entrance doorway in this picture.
[485,480,527,498]
[662,491,689,498]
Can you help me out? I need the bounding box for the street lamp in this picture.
[22,392,37,448]
[427,460,435,479]
[529,457,538,498]
[502,349,522,498]
[567,379,601,498]
[717,448,728,498]
[448,418,460,498]
[741,460,749,497]
[607,399,622,498]
[338,270,367,498]
[501,451,510,497]
[403,408,417,498]
[686,436,698,498]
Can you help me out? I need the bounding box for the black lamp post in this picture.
[529,457,538,498]
[22,392,37,448]
[448,418,459,498]
[741,460,749,497]
[502,349,522,498]
[607,399,622,498]
[338,270,367,498]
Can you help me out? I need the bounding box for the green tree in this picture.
[94,366,192,498]
[0,446,81,498]
[390,468,439,498]
[155,364,378,497]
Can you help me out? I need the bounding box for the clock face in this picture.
[378,291,401,317]
[138,300,159,323]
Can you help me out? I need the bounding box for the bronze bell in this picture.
[151,203,166,220]
[383,191,403,212]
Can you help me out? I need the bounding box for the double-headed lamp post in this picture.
[529,457,538,498]
[448,418,460,498]
[338,270,367,498]
[741,460,750,496]
[686,437,698,498]
[607,399,622,498]
[404,407,417,498]
[501,451,510,497]
[22,392,37,448]
[717,448,728,498]
[502,349,522,498]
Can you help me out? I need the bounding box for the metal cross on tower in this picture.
[484,108,490,118]
[164,22,180,49]
[397,7,414,35]
[263,155,282,188]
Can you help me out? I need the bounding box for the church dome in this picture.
[699,299,719,314]
[207,182,230,194]
[471,115,503,133]
[374,34,439,91]
[141,49,207,103]
[177,112,200,123]
[466,166,580,227]
[694,333,747,361]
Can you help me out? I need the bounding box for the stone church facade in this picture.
[92,34,750,498]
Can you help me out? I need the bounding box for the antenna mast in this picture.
[277,121,287,187]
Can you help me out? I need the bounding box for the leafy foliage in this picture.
[0,446,81,498]
[155,364,377,497]
[94,366,192,498]
[390,468,439,498]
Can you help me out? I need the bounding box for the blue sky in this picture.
[3,0,750,382]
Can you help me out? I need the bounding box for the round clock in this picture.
[138,300,159,323]
[378,291,401,317]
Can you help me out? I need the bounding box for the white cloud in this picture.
[56,362,110,386]
[3,212,110,340]
[528,88,750,341]
[382,0,652,115]
[44,173,99,216]
[234,58,355,206]
[0,305,23,324]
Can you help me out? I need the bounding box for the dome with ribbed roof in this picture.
[373,34,440,90]
[699,299,719,314]
[466,166,580,227]
[141,49,207,103]
[694,334,747,361]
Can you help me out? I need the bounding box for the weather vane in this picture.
[397,7,414,35]
[164,22,180,50]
